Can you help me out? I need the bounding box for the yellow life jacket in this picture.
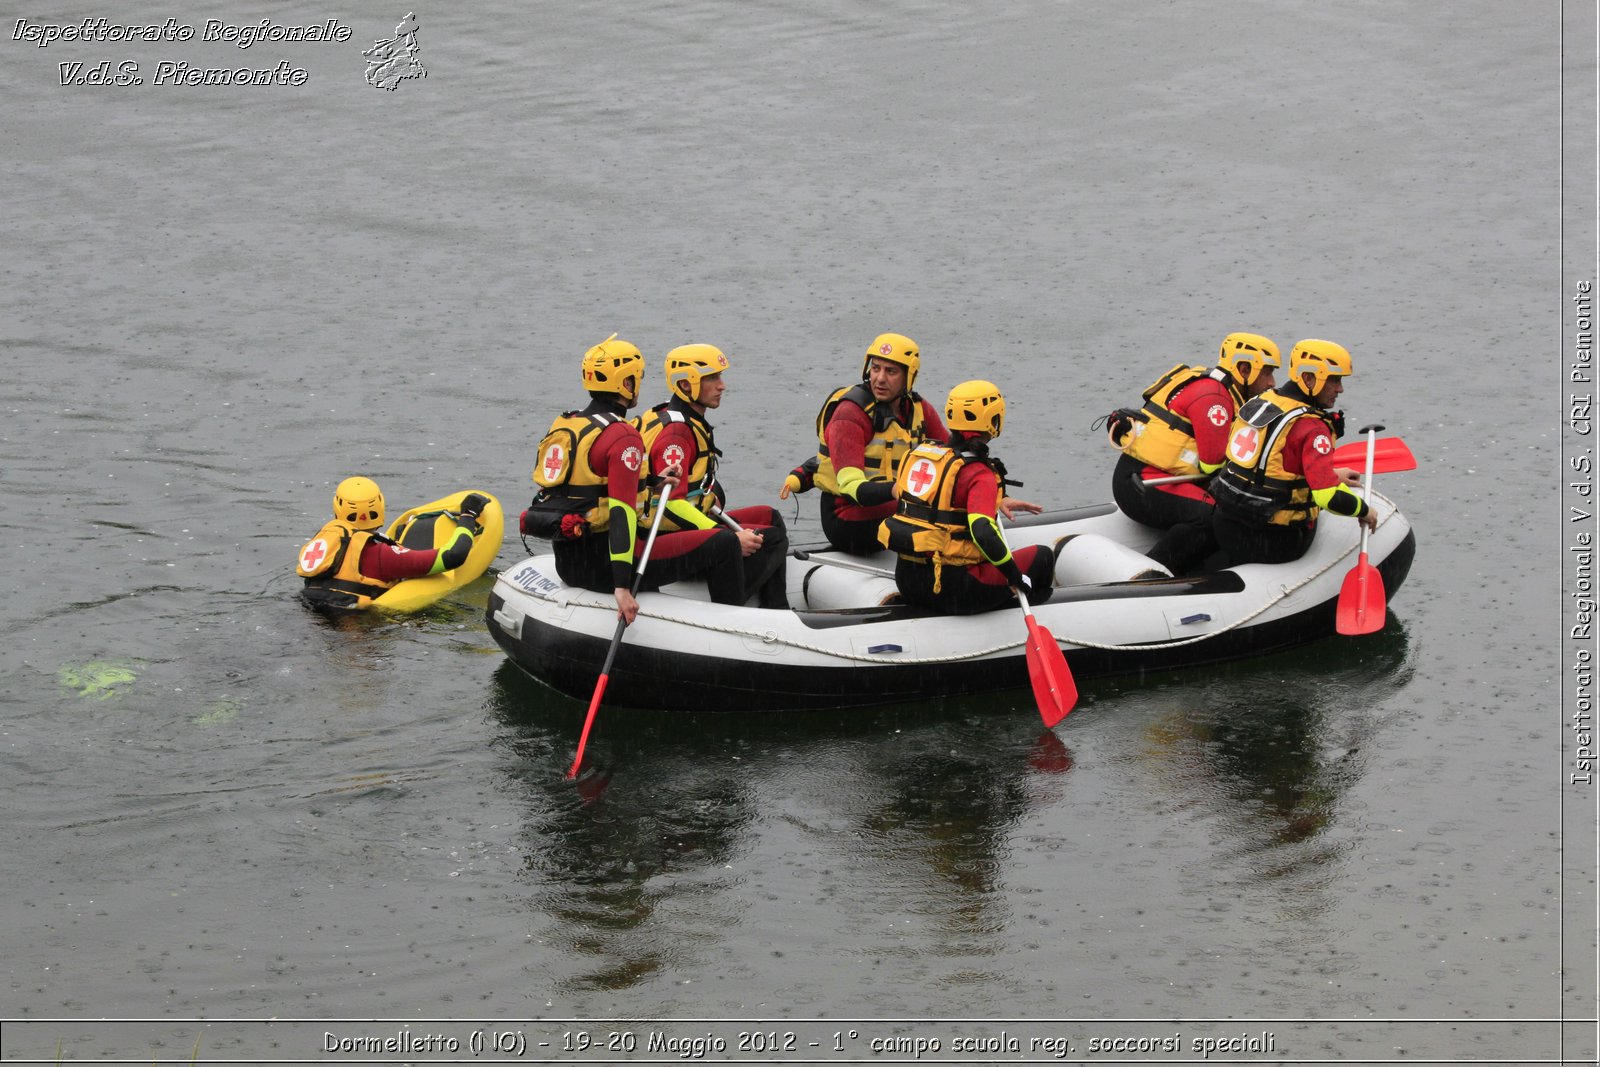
[634,400,720,523]
[296,520,392,609]
[877,441,990,575]
[1121,364,1241,476]
[1211,390,1335,527]
[812,383,927,494]
[528,410,643,535]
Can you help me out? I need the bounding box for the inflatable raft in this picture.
[485,493,1414,712]
[368,490,505,612]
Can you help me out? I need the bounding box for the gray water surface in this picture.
[1,1,1590,1063]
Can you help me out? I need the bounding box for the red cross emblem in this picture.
[906,458,937,495]
[300,538,329,570]
[1230,425,1261,462]
[663,444,686,469]
[542,444,566,480]
[1312,433,1332,455]
[621,445,643,472]
[879,342,894,356]
[1207,403,1229,428]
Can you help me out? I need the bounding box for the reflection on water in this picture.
[1114,619,1417,931]
[489,663,1078,991]
[487,619,1414,993]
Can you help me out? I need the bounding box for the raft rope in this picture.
[517,493,1398,666]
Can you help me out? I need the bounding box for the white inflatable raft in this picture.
[485,495,1415,712]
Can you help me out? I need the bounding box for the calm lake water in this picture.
[2,0,1593,1063]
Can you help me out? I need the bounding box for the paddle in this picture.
[1140,435,1415,486]
[1335,435,1416,473]
[996,515,1077,726]
[1017,586,1076,727]
[790,549,895,579]
[566,482,674,780]
[1336,424,1387,635]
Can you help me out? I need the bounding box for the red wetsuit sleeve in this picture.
[1287,415,1368,516]
[823,400,874,473]
[593,421,647,588]
[1284,416,1340,490]
[359,539,439,582]
[955,458,1022,581]
[1171,378,1235,467]
[955,461,1002,519]
[651,421,701,478]
[592,421,647,502]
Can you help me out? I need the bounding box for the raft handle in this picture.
[492,606,524,639]
[1179,613,1212,625]
[866,643,903,655]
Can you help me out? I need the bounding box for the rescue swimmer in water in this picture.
[296,477,488,611]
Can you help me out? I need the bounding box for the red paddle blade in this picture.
[1335,553,1387,635]
[1330,436,1416,474]
[1023,640,1060,726]
[1024,616,1078,727]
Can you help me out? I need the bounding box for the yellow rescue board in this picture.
[369,489,505,613]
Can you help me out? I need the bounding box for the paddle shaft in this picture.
[791,549,895,580]
[567,480,675,779]
[1357,425,1377,553]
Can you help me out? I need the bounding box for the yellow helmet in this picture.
[581,333,645,402]
[1217,332,1281,387]
[944,379,1006,438]
[664,343,730,402]
[332,476,385,530]
[862,332,920,391]
[1288,338,1353,395]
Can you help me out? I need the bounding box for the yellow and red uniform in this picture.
[637,395,789,608]
[297,521,471,610]
[527,399,649,591]
[1120,364,1243,497]
[534,397,769,606]
[880,435,1053,614]
[1211,386,1370,565]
